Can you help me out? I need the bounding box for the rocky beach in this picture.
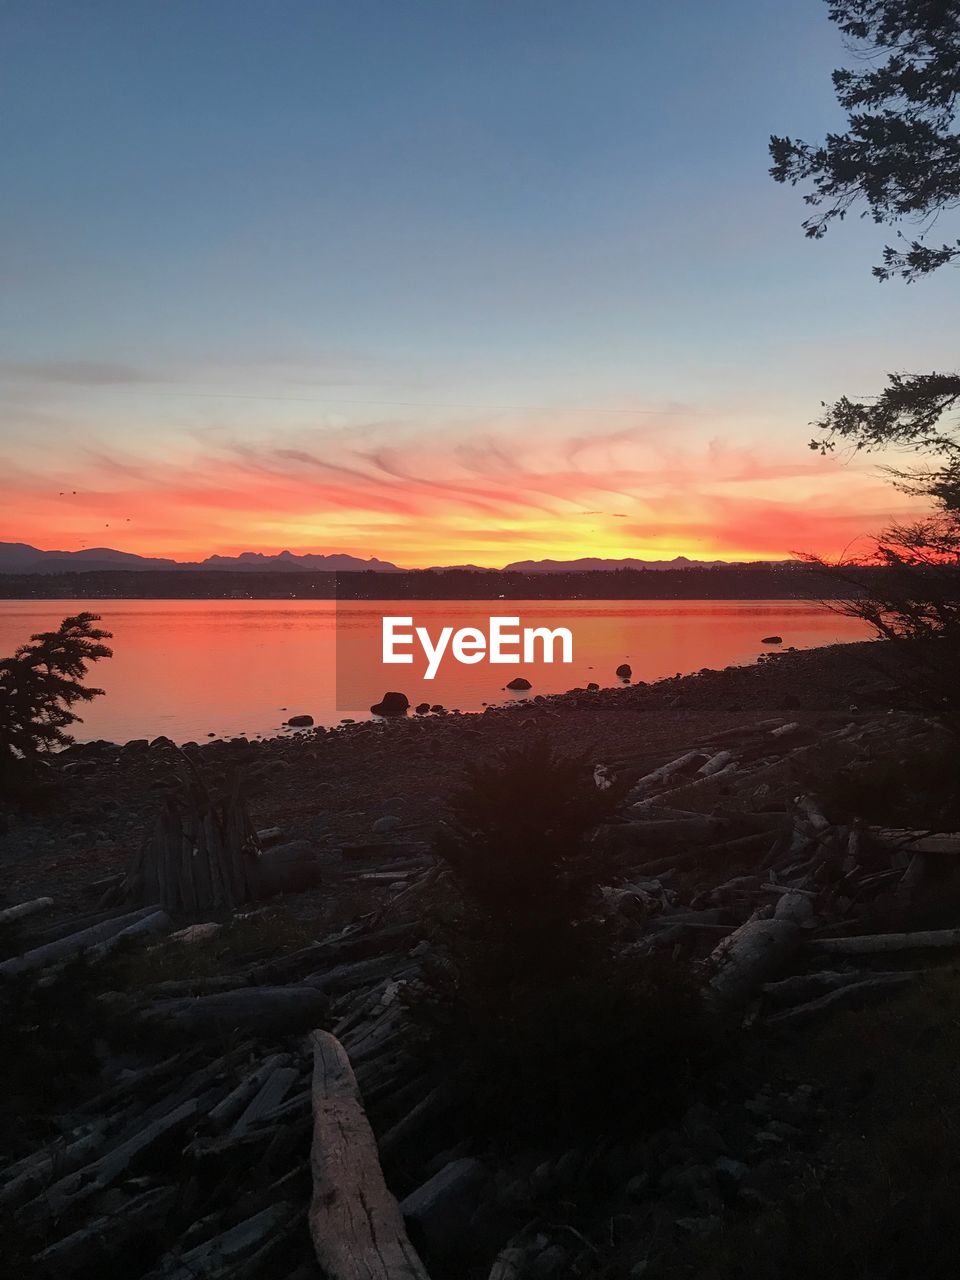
[4,639,960,1279]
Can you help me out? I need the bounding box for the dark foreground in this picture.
[2,641,960,1279]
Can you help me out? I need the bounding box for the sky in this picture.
[1,0,956,568]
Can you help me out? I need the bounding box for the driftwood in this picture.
[125,766,261,912]
[33,1185,177,1276]
[231,1066,301,1136]
[82,909,171,963]
[0,896,54,925]
[630,751,706,793]
[765,972,918,1027]
[809,928,960,955]
[876,828,960,855]
[142,986,329,1039]
[142,1202,295,1280]
[308,1029,431,1280]
[0,906,161,977]
[0,1120,127,1210]
[706,892,814,1011]
[206,1053,292,1132]
[19,1099,200,1224]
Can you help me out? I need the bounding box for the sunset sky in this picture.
[2,1,956,568]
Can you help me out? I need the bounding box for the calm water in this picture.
[0,599,871,744]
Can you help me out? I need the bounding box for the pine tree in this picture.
[0,613,112,783]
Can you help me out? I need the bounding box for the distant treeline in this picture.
[0,564,893,601]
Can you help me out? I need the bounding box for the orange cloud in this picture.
[0,415,923,567]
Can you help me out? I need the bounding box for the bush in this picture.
[415,739,714,1146]
[434,737,630,965]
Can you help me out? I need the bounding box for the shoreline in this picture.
[1,639,890,911]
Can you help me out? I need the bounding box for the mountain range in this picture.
[0,542,793,575]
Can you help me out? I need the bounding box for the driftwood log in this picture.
[809,928,960,955]
[141,986,329,1039]
[706,891,814,1012]
[0,906,163,978]
[0,897,54,925]
[309,1029,431,1280]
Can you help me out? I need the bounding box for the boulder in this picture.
[286,714,314,727]
[587,682,600,691]
[415,702,431,714]
[616,663,632,679]
[761,636,783,645]
[257,840,324,896]
[506,677,532,691]
[371,691,410,717]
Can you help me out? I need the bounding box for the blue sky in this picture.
[1,0,955,564]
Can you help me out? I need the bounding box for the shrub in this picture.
[434,736,630,961]
[415,739,713,1146]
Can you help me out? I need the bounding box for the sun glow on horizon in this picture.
[0,408,921,569]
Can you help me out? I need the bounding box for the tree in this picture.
[771,4,960,732]
[0,613,112,783]
[770,1,960,470]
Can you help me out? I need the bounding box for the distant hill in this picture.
[0,542,401,575]
[502,555,737,572]
[0,541,799,576]
[499,555,798,570]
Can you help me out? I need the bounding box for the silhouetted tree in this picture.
[773,3,960,727]
[0,613,112,785]
[771,1,960,469]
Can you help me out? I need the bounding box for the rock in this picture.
[372,815,402,834]
[430,704,445,714]
[587,682,600,691]
[529,1244,569,1277]
[675,1216,721,1240]
[714,1156,750,1192]
[761,635,783,645]
[257,839,323,896]
[626,1172,650,1201]
[286,714,314,727]
[371,691,410,716]
[616,663,632,679]
[415,702,431,714]
[506,677,532,691]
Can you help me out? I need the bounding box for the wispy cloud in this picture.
[0,361,162,387]
[0,408,923,566]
